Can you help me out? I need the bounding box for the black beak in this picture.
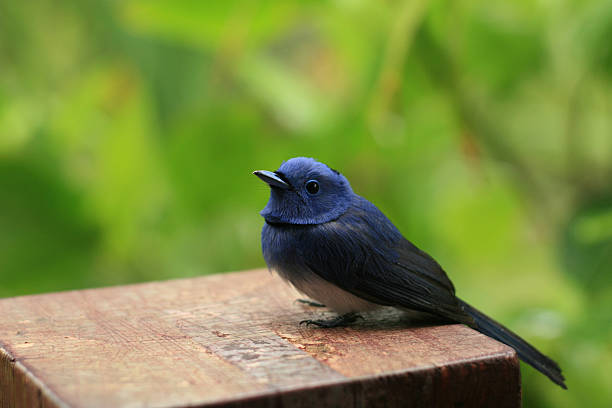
[253,170,291,190]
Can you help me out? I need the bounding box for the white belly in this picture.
[273,266,379,314]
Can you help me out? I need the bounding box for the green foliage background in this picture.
[1,0,612,405]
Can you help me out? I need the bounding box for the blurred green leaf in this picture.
[119,0,300,50]
[464,9,545,94]
[579,0,612,77]
[561,195,612,291]
[0,148,100,296]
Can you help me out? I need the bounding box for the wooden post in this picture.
[0,269,521,407]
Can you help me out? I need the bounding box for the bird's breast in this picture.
[261,222,378,314]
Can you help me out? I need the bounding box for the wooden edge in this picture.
[193,349,521,408]
[1,335,521,408]
[0,343,68,408]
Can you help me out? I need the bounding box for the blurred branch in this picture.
[209,0,256,87]
[564,75,588,196]
[564,72,612,202]
[415,25,555,224]
[367,0,430,134]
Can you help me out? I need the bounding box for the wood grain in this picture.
[0,269,521,407]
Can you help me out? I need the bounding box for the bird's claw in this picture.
[299,313,363,328]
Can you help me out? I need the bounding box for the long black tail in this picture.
[459,299,567,389]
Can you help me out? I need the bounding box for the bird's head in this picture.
[254,157,354,224]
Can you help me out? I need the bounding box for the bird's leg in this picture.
[300,312,362,328]
[296,299,326,308]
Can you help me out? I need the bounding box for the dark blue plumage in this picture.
[254,157,566,389]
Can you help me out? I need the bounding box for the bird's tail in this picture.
[458,299,567,389]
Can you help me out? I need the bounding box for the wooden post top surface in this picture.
[0,269,520,408]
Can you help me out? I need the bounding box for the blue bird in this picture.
[254,157,566,389]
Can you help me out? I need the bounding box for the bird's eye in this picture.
[305,180,320,195]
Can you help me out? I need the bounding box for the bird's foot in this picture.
[300,312,363,328]
[295,299,326,308]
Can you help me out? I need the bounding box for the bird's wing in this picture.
[302,199,473,324]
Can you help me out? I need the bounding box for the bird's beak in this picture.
[253,170,291,190]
